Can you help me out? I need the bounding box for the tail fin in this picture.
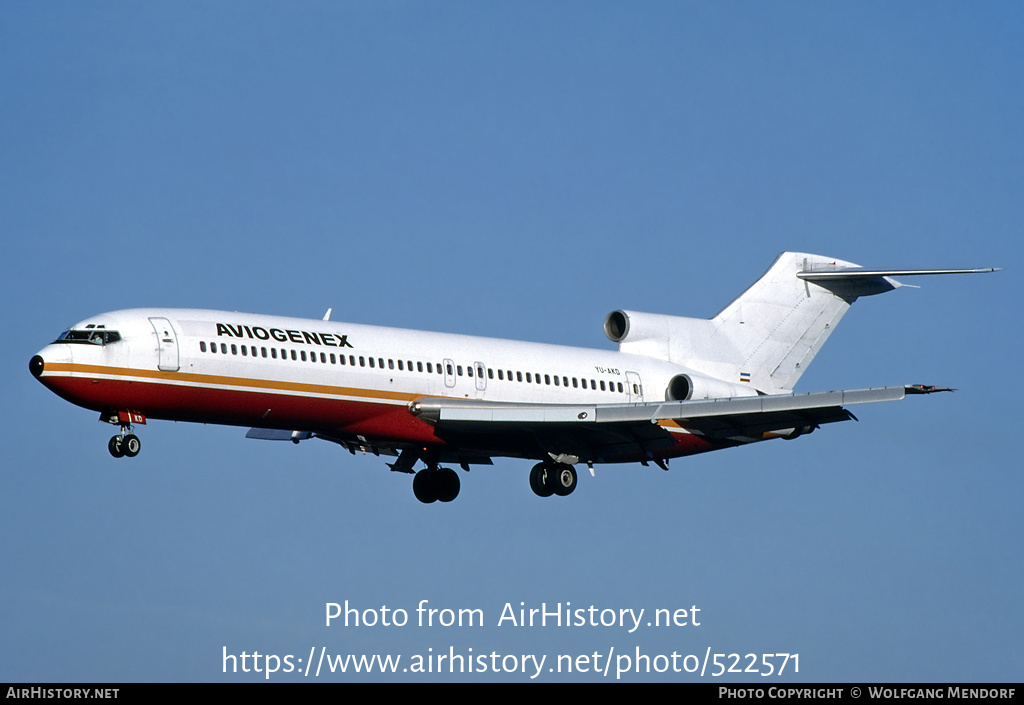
[711,252,873,391]
[610,252,995,393]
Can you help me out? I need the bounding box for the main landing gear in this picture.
[412,465,461,504]
[530,462,577,498]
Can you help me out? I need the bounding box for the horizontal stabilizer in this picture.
[798,266,998,281]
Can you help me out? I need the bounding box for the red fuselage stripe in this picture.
[39,362,726,461]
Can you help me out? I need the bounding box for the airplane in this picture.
[29,252,996,503]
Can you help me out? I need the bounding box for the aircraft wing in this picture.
[410,385,948,464]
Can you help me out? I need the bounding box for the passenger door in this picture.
[149,317,180,372]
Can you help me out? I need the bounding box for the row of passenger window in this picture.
[492,368,625,393]
[197,340,628,394]
[200,341,442,373]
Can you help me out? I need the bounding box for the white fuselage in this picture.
[33,308,723,457]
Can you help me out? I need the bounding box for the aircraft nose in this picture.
[30,354,45,378]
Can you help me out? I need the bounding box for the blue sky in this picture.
[2,1,1020,682]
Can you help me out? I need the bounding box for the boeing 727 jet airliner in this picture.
[30,252,995,503]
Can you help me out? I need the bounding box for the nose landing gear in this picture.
[108,432,141,458]
[102,411,146,459]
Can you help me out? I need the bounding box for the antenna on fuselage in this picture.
[323,308,332,321]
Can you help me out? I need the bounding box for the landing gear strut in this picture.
[412,466,460,503]
[530,462,577,498]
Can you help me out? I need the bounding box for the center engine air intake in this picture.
[603,310,631,342]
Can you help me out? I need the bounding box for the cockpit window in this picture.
[55,329,122,345]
